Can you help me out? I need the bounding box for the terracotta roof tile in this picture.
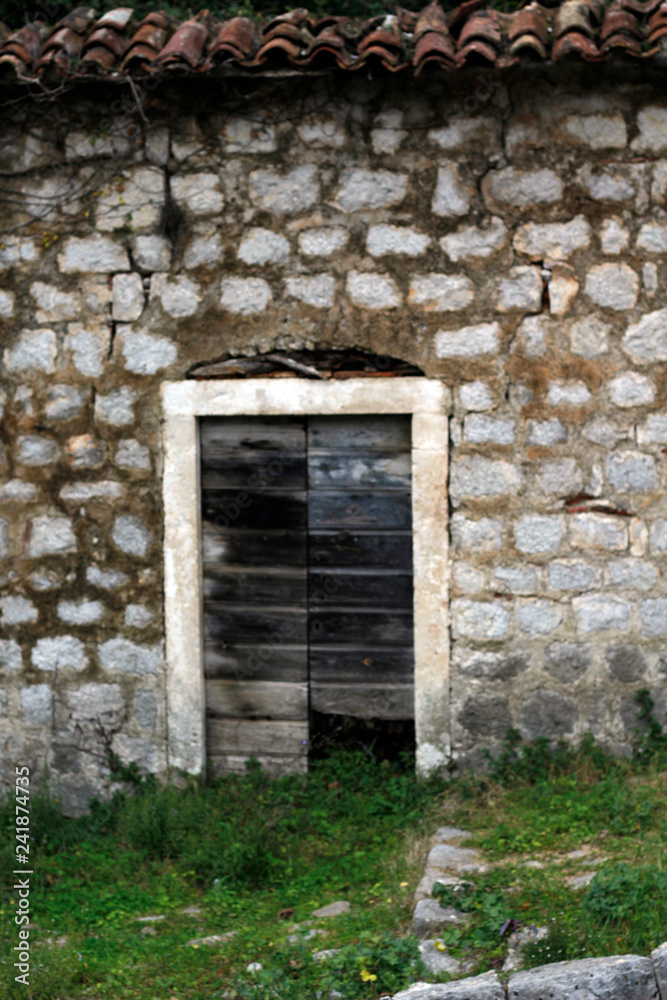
[0,0,665,83]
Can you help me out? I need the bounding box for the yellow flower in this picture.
[434,941,447,952]
[399,882,409,887]
[360,969,377,982]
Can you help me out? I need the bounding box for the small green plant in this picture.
[633,688,667,761]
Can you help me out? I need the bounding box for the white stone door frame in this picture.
[161,377,450,777]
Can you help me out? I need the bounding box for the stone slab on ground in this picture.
[507,955,659,1000]
[427,843,486,874]
[392,971,505,1000]
[433,827,473,843]
[651,942,667,999]
[415,869,465,903]
[419,939,463,976]
[311,900,350,918]
[413,898,467,938]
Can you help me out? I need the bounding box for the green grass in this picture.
[2,707,667,999]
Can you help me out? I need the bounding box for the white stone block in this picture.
[548,267,579,316]
[95,386,137,426]
[0,289,15,317]
[45,384,86,421]
[298,227,348,257]
[434,322,500,359]
[26,516,76,558]
[494,566,539,595]
[59,481,124,502]
[220,277,272,315]
[285,275,335,309]
[367,225,430,257]
[483,167,563,207]
[133,234,171,272]
[238,228,289,265]
[440,217,507,261]
[112,515,152,557]
[607,558,658,591]
[451,514,502,554]
[30,281,80,322]
[539,458,582,495]
[170,173,223,215]
[641,599,667,636]
[526,419,567,446]
[546,381,591,406]
[409,274,474,311]
[548,560,602,591]
[573,595,630,633]
[568,314,611,359]
[1,596,37,625]
[623,308,667,364]
[57,600,104,625]
[632,106,667,153]
[637,415,667,444]
[115,439,150,470]
[607,451,656,492]
[585,263,639,311]
[32,635,87,672]
[585,171,636,202]
[451,598,511,640]
[570,513,628,551]
[609,372,655,408]
[636,222,667,253]
[432,163,471,217]
[336,168,407,212]
[495,266,543,313]
[346,271,400,309]
[183,234,223,269]
[21,685,53,725]
[0,236,39,271]
[429,116,499,150]
[118,328,177,375]
[223,116,277,153]
[250,165,319,215]
[96,167,164,232]
[514,215,590,260]
[58,236,129,274]
[112,273,145,321]
[371,109,406,154]
[125,604,155,628]
[600,217,629,255]
[459,381,494,411]
[86,565,128,590]
[450,456,522,503]
[4,329,57,374]
[17,435,58,466]
[99,637,161,675]
[514,515,564,555]
[64,323,110,377]
[298,118,346,148]
[464,415,515,445]
[562,113,627,149]
[518,599,563,636]
[0,639,22,672]
[151,274,201,318]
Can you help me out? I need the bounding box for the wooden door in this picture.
[200,414,414,776]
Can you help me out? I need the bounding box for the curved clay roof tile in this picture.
[551,29,601,56]
[413,28,456,71]
[620,0,662,13]
[252,35,303,65]
[457,10,501,46]
[600,29,644,48]
[554,0,597,37]
[155,18,208,67]
[414,1,451,41]
[456,36,499,63]
[509,33,548,56]
[508,5,550,44]
[209,17,258,61]
[94,8,135,31]
[0,22,48,67]
[82,25,129,59]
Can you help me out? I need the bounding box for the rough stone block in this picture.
[539,458,582,495]
[64,323,110,378]
[451,598,511,640]
[21,685,53,725]
[464,415,515,445]
[99,637,161,675]
[112,273,144,322]
[507,954,658,1000]
[58,236,129,273]
[429,116,499,150]
[548,265,579,316]
[607,452,656,493]
[457,694,511,739]
[561,113,627,150]
[520,690,577,738]
[371,108,406,153]
[451,514,502,554]
[518,600,563,636]
[297,117,346,148]
[495,266,543,313]
[440,217,506,261]
[284,275,335,309]
[432,163,472,217]
[609,372,655,408]
[170,173,223,215]
[608,558,658,590]
[605,644,646,682]
[569,314,611,359]
[346,271,400,309]
[67,435,104,469]
[394,972,504,1000]
[151,274,200,318]
[585,263,639,310]
[118,328,177,375]
[623,309,667,364]
[238,228,289,265]
[435,322,500,359]
[641,599,667,637]
[459,382,494,411]
[573,594,631,633]
[412,898,467,939]
[183,234,224,269]
[451,456,522,503]
[132,234,171,272]
[549,560,602,592]
[250,165,319,215]
[45,384,86,421]
[545,643,591,682]
[367,224,430,257]
[134,690,157,729]
[0,639,22,672]
[112,515,152,557]
[220,277,272,315]
[514,215,590,260]
[0,289,15,317]
[636,221,667,254]
[571,513,628,551]
[409,274,474,311]
[514,516,564,555]
[494,566,539,594]
[585,170,637,203]
[298,227,348,257]
[32,635,87,672]
[30,281,80,322]
[68,682,124,724]
[96,167,164,232]
[583,417,625,448]
[95,387,137,426]
[453,563,486,594]
[17,435,58,466]
[651,521,667,556]
[4,329,57,374]
[0,596,37,625]
[26,516,76,558]
[632,106,667,154]
[0,480,37,501]
[650,941,667,999]
[0,236,39,270]
[547,381,591,406]
[57,600,104,625]
[86,565,128,590]
[483,167,563,208]
[600,217,629,255]
[125,604,154,628]
[526,419,567,446]
[115,439,150,471]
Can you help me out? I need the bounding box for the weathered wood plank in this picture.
[204,643,308,682]
[204,569,307,605]
[208,754,307,777]
[203,529,307,568]
[206,719,309,756]
[204,607,307,645]
[308,571,412,607]
[310,683,414,720]
[308,415,411,452]
[201,416,306,452]
[203,490,307,530]
[309,609,413,645]
[201,449,306,490]
[308,492,412,529]
[308,531,412,569]
[206,680,308,720]
[308,453,411,489]
[309,646,414,683]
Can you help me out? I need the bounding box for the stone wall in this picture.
[2,67,667,810]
